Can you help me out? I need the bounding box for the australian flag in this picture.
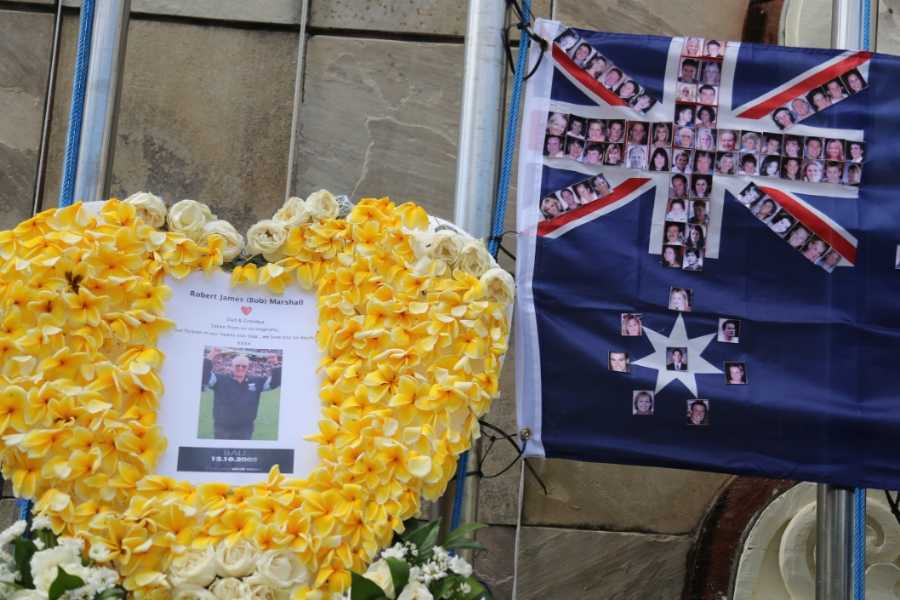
[515,20,900,490]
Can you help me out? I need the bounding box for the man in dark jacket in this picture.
[201,349,281,439]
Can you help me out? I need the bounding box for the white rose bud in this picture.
[214,539,257,578]
[210,577,251,599]
[124,191,167,228]
[458,240,493,276]
[168,199,216,241]
[272,196,310,228]
[305,189,340,220]
[168,547,217,588]
[408,231,434,259]
[244,574,282,600]
[256,549,309,589]
[397,581,433,600]
[363,558,395,599]
[480,267,515,305]
[173,585,217,600]
[429,231,464,267]
[203,220,245,261]
[448,555,473,577]
[246,219,288,261]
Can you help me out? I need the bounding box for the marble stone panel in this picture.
[0,9,53,228]
[474,525,692,599]
[524,459,732,535]
[309,0,550,37]
[43,16,297,231]
[555,0,751,40]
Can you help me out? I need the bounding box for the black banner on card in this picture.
[177,447,294,473]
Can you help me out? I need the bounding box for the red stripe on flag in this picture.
[758,185,857,264]
[552,44,630,108]
[538,177,651,237]
[735,51,872,120]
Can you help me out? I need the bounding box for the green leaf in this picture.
[350,572,388,600]
[385,558,409,595]
[48,565,86,600]
[12,537,37,588]
[444,540,486,552]
[444,522,486,550]
[95,586,128,600]
[463,577,490,600]
[36,527,58,551]
[402,519,440,548]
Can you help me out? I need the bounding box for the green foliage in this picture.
[13,537,37,588]
[95,586,128,599]
[48,566,85,600]
[385,557,410,594]
[350,571,389,600]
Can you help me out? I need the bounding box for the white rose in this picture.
[480,267,515,304]
[429,231,464,267]
[272,196,310,228]
[448,555,473,577]
[363,559,395,599]
[168,547,217,588]
[397,581,433,600]
[256,549,309,589]
[168,199,215,241]
[210,577,251,599]
[124,191,167,228]
[458,240,493,276]
[203,220,245,261]
[244,574,282,600]
[11,590,47,600]
[173,585,217,600]
[305,189,340,220]
[214,539,257,578]
[245,219,288,261]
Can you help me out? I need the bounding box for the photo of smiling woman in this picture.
[649,147,671,172]
[633,391,655,416]
[687,400,710,426]
[621,313,643,336]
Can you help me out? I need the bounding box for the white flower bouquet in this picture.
[0,518,125,600]
[350,520,491,600]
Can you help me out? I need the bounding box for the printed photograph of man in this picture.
[540,196,564,220]
[683,247,703,272]
[802,237,829,262]
[554,188,576,211]
[768,210,797,236]
[782,157,802,180]
[687,400,710,426]
[701,61,721,85]
[739,153,759,176]
[689,200,709,225]
[633,391,654,416]
[847,141,865,163]
[199,347,283,440]
[621,313,643,336]
[616,80,640,101]
[626,144,648,169]
[565,136,585,161]
[842,69,868,94]
[825,78,848,103]
[573,181,596,206]
[670,173,688,198]
[790,97,814,120]
[675,104,695,128]
[583,143,604,165]
[664,221,686,245]
[704,39,722,58]
[693,150,714,174]
[679,58,699,83]
[567,117,586,139]
[725,362,748,385]
[804,137,823,160]
[602,67,624,90]
[544,134,564,158]
[751,197,777,221]
[668,287,692,312]
[717,129,737,152]
[762,133,782,155]
[627,121,648,145]
[787,224,812,249]
[823,161,844,185]
[667,347,688,371]
[698,84,718,106]
[609,351,630,373]
[584,55,609,79]
[718,318,740,343]
[662,244,684,269]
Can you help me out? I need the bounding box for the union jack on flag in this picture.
[515,21,900,489]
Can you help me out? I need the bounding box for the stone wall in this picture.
[2,1,895,598]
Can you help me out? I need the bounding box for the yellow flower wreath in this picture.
[0,198,510,598]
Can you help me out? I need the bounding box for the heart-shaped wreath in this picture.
[0,193,512,599]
